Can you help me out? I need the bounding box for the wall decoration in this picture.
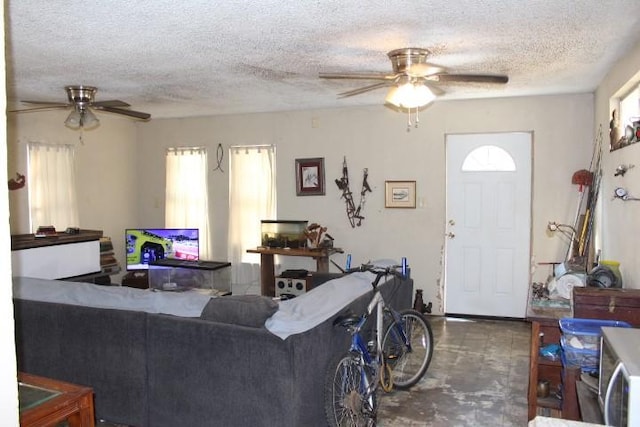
[335,157,372,228]
[385,180,416,208]
[212,143,225,173]
[8,172,26,190]
[295,157,325,196]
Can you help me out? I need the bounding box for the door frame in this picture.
[443,131,533,318]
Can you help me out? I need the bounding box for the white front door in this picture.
[444,132,532,318]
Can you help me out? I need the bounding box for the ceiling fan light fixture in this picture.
[64,109,82,129]
[64,107,100,130]
[385,81,436,109]
[81,108,100,129]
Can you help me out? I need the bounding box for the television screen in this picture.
[126,228,199,270]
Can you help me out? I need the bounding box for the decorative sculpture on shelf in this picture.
[304,223,334,248]
[335,156,371,228]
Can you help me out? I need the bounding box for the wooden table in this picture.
[247,247,343,296]
[19,372,95,427]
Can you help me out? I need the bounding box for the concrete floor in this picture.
[377,316,531,427]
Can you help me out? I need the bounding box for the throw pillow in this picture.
[200,295,279,328]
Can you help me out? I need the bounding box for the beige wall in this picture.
[1,7,19,424]
[7,61,640,317]
[137,94,594,313]
[7,111,140,282]
[595,41,640,288]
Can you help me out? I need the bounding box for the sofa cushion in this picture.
[200,295,278,327]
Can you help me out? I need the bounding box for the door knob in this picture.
[446,232,455,239]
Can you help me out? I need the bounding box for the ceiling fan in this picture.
[320,47,509,111]
[11,85,151,130]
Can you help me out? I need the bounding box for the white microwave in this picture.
[599,327,640,426]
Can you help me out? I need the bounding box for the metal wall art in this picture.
[335,156,371,227]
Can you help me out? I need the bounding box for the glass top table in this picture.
[19,381,62,412]
[18,372,95,427]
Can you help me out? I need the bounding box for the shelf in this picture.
[11,229,103,250]
[576,381,603,424]
[528,320,580,421]
[536,395,562,410]
[538,356,562,367]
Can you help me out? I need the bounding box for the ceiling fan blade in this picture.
[407,63,446,77]
[338,82,392,98]
[96,106,151,120]
[320,72,397,81]
[8,105,70,113]
[421,81,446,97]
[20,100,70,107]
[92,99,131,108]
[435,74,509,84]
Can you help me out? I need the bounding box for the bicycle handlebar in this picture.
[344,263,407,280]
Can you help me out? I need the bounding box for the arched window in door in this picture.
[461,145,516,171]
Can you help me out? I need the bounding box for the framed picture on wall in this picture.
[385,180,416,208]
[295,157,325,196]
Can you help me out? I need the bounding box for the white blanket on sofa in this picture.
[265,271,374,340]
[13,276,212,318]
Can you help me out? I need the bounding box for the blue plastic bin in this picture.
[559,317,631,372]
[560,318,631,347]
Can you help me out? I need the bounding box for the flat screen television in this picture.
[125,228,199,270]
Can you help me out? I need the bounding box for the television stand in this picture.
[122,271,149,289]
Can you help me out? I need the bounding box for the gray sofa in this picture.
[13,271,412,427]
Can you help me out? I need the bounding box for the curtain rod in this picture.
[166,146,206,153]
[229,144,274,149]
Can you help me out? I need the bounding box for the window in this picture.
[461,145,516,172]
[228,145,276,285]
[618,83,640,131]
[165,147,211,259]
[27,142,79,232]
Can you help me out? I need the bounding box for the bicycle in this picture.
[324,261,434,427]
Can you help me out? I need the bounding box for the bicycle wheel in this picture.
[382,308,433,389]
[324,352,376,427]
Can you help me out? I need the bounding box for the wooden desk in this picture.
[247,247,343,296]
[19,372,95,427]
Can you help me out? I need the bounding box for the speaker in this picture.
[275,276,309,298]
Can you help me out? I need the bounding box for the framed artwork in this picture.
[385,180,416,208]
[295,157,325,196]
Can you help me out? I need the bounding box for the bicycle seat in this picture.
[333,312,361,328]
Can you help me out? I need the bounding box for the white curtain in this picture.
[27,142,79,233]
[165,147,211,260]
[228,145,276,285]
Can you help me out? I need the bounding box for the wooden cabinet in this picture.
[573,287,640,326]
[11,230,102,280]
[527,287,640,421]
[528,317,580,421]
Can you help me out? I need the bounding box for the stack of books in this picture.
[99,237,120,275]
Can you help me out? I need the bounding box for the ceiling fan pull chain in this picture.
[406,109,412,132]
[415,108,420,128]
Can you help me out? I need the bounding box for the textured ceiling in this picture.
[5,1,640,120]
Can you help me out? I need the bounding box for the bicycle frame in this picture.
[327,262,434,427]
[346,282,413,407]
